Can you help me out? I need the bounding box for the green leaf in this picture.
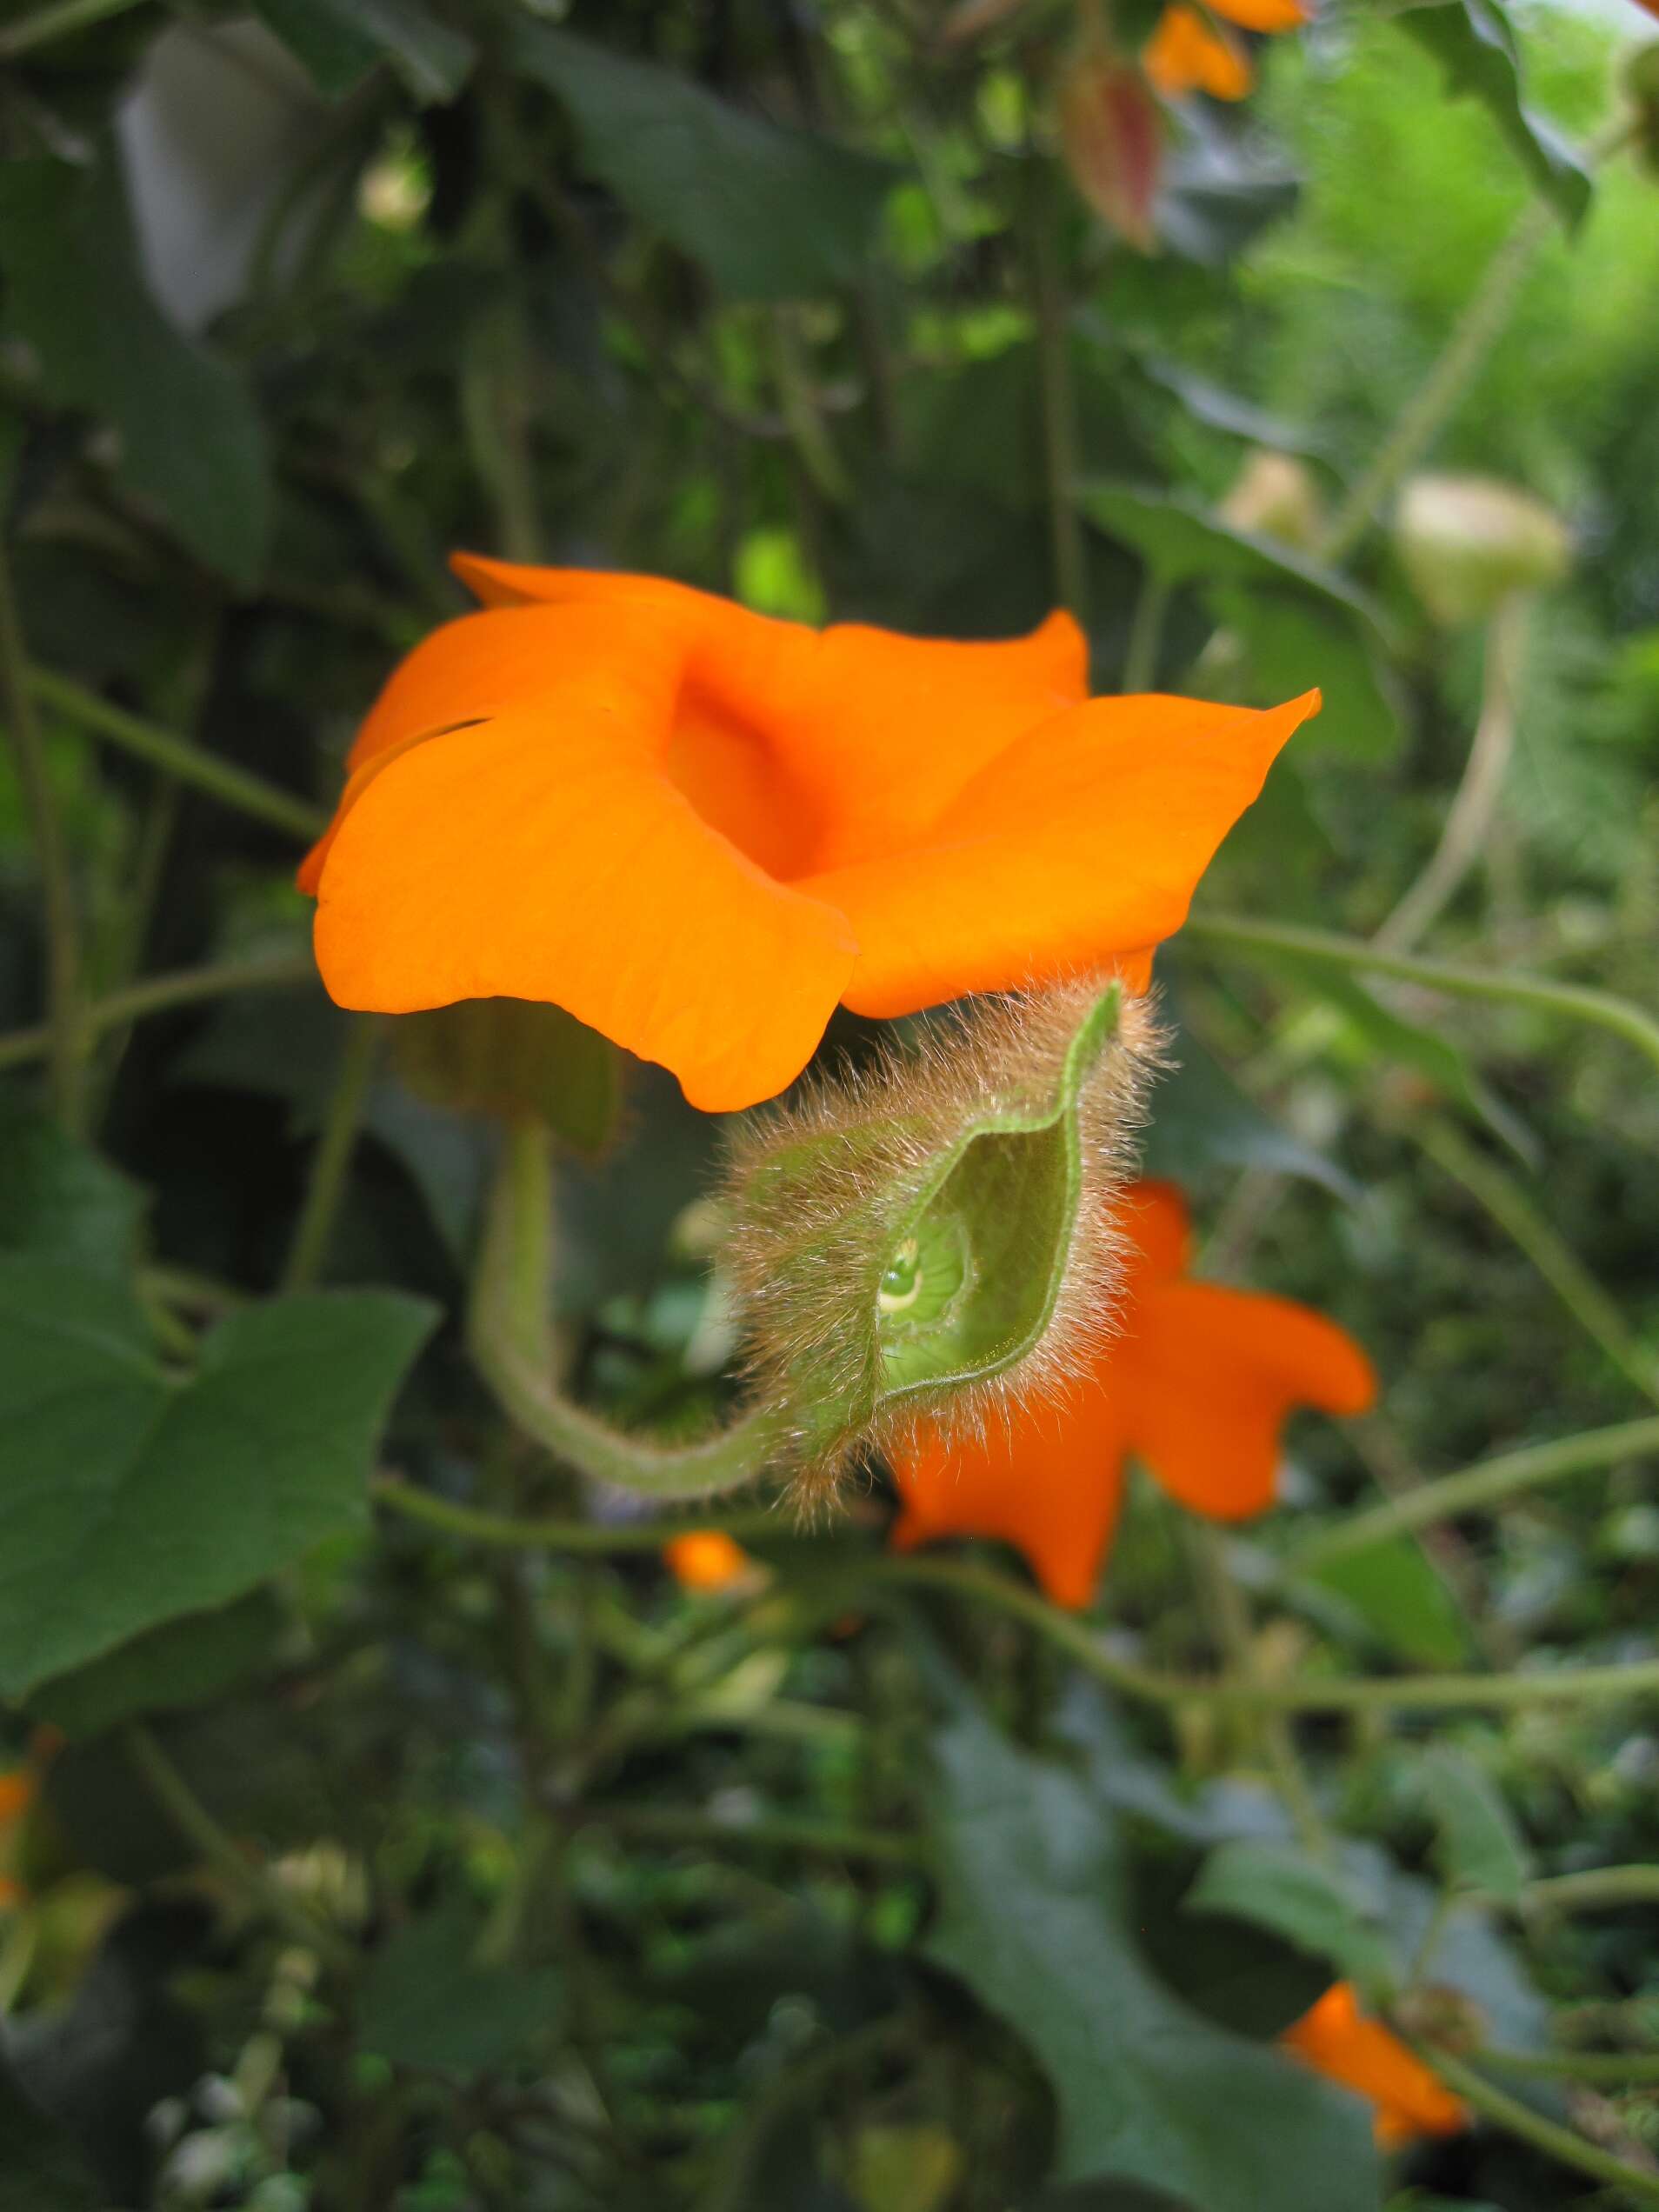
[250,0,474,101]
[1156,118,1300,267]
[1297,1536,1472,1670]
[1079,485,1386,636]
[1183,1840,1397,1994]
[925,1697,1381,2210]
[1415,1749,1530,1902]
[509,22,898,300]
[1141,1008,1356,1200]
[0,157,271,590]
[1206,584,1405,764]
[0,1095,144,1275]
[27,1589,284,1740]
[357,1899,563,2074]
[0,1260,435,1698]
[1396,0,1590,229]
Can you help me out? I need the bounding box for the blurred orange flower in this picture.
[0,1766,33,1913]
[1146,0,1307,102]
[1282,1983,1470,2148]
[888,1180,1374,1608]
[301,559,1317,1112]
[663,1529,756,1592]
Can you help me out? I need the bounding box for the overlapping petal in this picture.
[888,1181,1375,1609]
[1282,1984,1469,2149]
[1145,0,1307,100]
[303,563,1318,1110]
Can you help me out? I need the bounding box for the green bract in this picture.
[722,980,1163,1498]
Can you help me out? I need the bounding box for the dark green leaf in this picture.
[28,1588,284,1739]
[1396,0,1590,228]
[1184,1839,1397,1992]
[510,23,898,300]
[0,2064,101,2212]
[250,0,474,101]
[1207,584,1405,763]
[0,1095,144,1275]
[926,1697,1381,2209]
[1156,120,1299,266]
[393,998,623,1157]
[1415,1749,1530,1902]
[1297,1536,1472,1669]
[1142,1006,1357,1200]
[0,1260,434,1697]
[0,158,271,589]
[358,1898,563,2073]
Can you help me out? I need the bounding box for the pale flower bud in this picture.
[1219,450,1326,552]
[1394,473,1570,629]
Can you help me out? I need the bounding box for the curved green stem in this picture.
[863,1554,1659,1712]
[1123,572,1170,693]
[1285,1416,1659,1571]
[372,1474,788,1553]
[1025,161,1087,625]
[1183,913,1659,1081]
[123,1723,354,1973]
[1412,2040,1659,2209]
[1479,2047,1659,2087]
[1415,1117,1659,1410]
[0,0,143,57]
[1516,1865,1659,1916]
[27,666,326,842]
[470,1123,783,1500]
[280,1014,381,1292]
[0,950,316,1074]
[1,540,85,1128]
[581,1802,924,1866]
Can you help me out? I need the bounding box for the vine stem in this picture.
[1284,1416,1659,1571]
[27,666,326,842]
[280,1015,381,1293]
[372,1475,788,1554]
[1182,913,1659,1081]
[1512,1865,1659,1915]
[0,538,86,1128]
[1025,163,1088,625]
[1374,593,1525,953]
[1479,2048,1659,2087]
[1122,572,1170,693]
[861,1554,1659,1713]
[470,1123,784,1500]
[1414,1118,1659,1411]
[0,949,316,1074]
[1412,2040,1659,2209]
[579,1802,925,1866]
[123,1724,355,1973]
[0,0,143,57]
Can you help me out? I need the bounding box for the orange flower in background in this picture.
[1283,1984,1469,2149]
[663,1530,756,1592]
[0,1766,33,1912]
[888,1181,1375,1608]
[301,558,1318,1112]
[1146,0,1307,103]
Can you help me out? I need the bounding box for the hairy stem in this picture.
[28,666,326,841]
[1375,593,1525,952]
[0,541,86,1128]
[373,1475,787,1553]
[470,1123,784,1500]
[1183,913,1659,1082]
[280,1015,381,1292]
[1285,1416,1659,1571]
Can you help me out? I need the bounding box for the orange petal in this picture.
[310,606,855,1115]
[1119,1277,1376,1521]
[889,1384,1130,1610]
[0,1770,32,1825]
[664,1531,756,1591]
[1209,0,1307,29]
[1118,1180,1194,1296]
[809,690,1317,1019]
[1145,4,1254,98]
[455,558,1091,878]
[1283,1985,1469,2148]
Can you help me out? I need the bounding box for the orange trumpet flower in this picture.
[1282,1983,1469,2149]
[301,559,1317,1112]
[888,1180,1374,1608]
[1146,0,1308,103]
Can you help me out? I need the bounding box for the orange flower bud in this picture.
[663,1530,758,1592]
[1059,45,1164,253]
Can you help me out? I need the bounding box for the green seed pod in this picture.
[720,979,1164,1506]
[1394,474,1570,630]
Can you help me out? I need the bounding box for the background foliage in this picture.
[1,0,1657,2206]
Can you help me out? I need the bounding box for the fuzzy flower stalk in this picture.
[470,980,1163,1508]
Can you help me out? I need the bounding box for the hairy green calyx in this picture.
[721,978,1165,1504]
